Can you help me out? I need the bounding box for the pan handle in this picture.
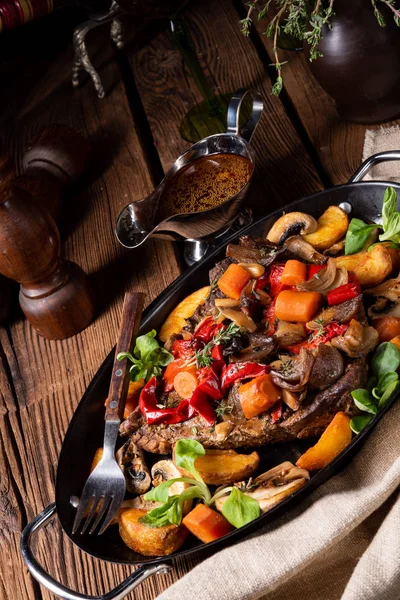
[348,150,400,183]
[226,89,263,142]
[20,503,172,600]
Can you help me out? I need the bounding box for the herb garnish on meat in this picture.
[195,322,243,368]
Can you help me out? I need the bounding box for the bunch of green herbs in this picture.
[344,187,400,255]
[350,341,400,433]
[117,330,173,382]
[140,439,260,529]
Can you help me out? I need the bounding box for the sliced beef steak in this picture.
[120,359,367,454]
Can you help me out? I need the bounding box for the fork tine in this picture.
[89,495,112,535]
[81,496,102,535]
[98,495,123,535]
[72,493,95,535]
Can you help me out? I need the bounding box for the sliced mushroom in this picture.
[253,287,271,306]
[226,243,284,267]
[308,344,344,390]
[151,460,193,513]
[331,319,379,358]
[282,388,301,411]
[284,236,327,264]
[364,276,400,301]
[364,276,400,319]
[240,280,263,322]
[307,295,362,329]
[275,321,307,347]
[324,238,346,256]
[270,348,315,392]
[229,332,276,363]
[368,296,400,319]
[116,440,151,495]
[219,307,257,332]
[214,297,241,308]
[215,461,309,514]
[267,212,318,245]
[151,460,181,489]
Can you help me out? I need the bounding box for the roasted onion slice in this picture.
[297,258,337,293]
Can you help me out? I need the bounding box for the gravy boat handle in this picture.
[226,89,263,142]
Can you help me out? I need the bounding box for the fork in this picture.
[72,291,145,535]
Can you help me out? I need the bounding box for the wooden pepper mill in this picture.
[14,124,90,221]
[0,126,95,340]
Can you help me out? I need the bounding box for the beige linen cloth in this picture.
[363,126,400,181]
[156,129,400,600]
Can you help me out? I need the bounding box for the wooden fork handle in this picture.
[105,292,145,421]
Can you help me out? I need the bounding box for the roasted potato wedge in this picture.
[334,244,393,286]
[173,447,260,485]
[380,242,400,273]
[303,206,349,251]
[159,286,210,342]
[91,448,104,472]
[296,411,352,471]
[118,507,188,556]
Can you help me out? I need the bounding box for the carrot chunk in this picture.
[281,260,307,286]
[163,359,185,392]
[173,365,199,399]
[217,263,252,300]
[373,317,400,343]
[275,290,321,323]
[238,374,281,419]
[182,504,234,543]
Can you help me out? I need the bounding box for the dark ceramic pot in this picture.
[308,0,400,123]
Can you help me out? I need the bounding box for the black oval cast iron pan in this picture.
[21,151,400,600]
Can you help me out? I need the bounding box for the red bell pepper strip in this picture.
[286,322,349,354]
[269,263,287,298]
[307,264,325,279]
[171,338,197,360]
[197,367,223,400]
[210,344,225,372]
[254,273,269,290]
[327,275,361,306]
[264,300,277,336]
[139,376,195,424]
[221,362,269,392]
[194,316,224,344]
[189,388,216,424]
[270,400,283,424]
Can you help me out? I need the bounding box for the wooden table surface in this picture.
[0,1,388,598]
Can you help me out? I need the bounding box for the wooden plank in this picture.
[241,5,395,185]
[130,0,323,219]
[0,18,183,600]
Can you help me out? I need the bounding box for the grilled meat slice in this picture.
[120,359,367,454]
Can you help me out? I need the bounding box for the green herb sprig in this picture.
[350,342,400,433]
[344,187,400,255]
[140,439,260,529]
[117,329,173,382]
[240,1,400,96]
[195,322,243,369]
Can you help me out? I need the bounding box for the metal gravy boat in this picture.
[115,89,263,253]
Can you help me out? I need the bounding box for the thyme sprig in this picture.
[195,322,243,368]
[240,0,400,95]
